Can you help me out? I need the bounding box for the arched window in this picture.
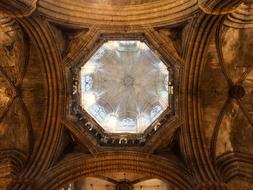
[81,75,93,91]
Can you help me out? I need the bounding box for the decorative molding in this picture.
[9,17,63,190]
[38,152,193,190]
[0,150,27,189]
[0,15,32,168]
[0,0,37,17]
[224,2,253,28]
[180,13,224,183]
[37,0,199,28]
[198,0,243,15]
[217,152,253,182]
[62,29,181,149]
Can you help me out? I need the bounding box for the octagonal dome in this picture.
[80,40,170,133]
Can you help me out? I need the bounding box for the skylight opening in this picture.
[80,40,170,134]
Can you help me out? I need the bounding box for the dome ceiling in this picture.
[80,41,171,133]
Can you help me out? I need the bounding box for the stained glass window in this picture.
[81,75,93,91]
[120,118,136,128]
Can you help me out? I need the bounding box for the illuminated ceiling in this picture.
[80,41,171,134]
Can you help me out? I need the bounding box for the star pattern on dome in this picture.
[80,41,170,133]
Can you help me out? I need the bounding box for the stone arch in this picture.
[38,153,192,190]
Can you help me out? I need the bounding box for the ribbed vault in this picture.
[0,1,253,190]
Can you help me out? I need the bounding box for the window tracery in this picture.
[81,75,93,91]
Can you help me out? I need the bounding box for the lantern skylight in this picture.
[80,40,170,133]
